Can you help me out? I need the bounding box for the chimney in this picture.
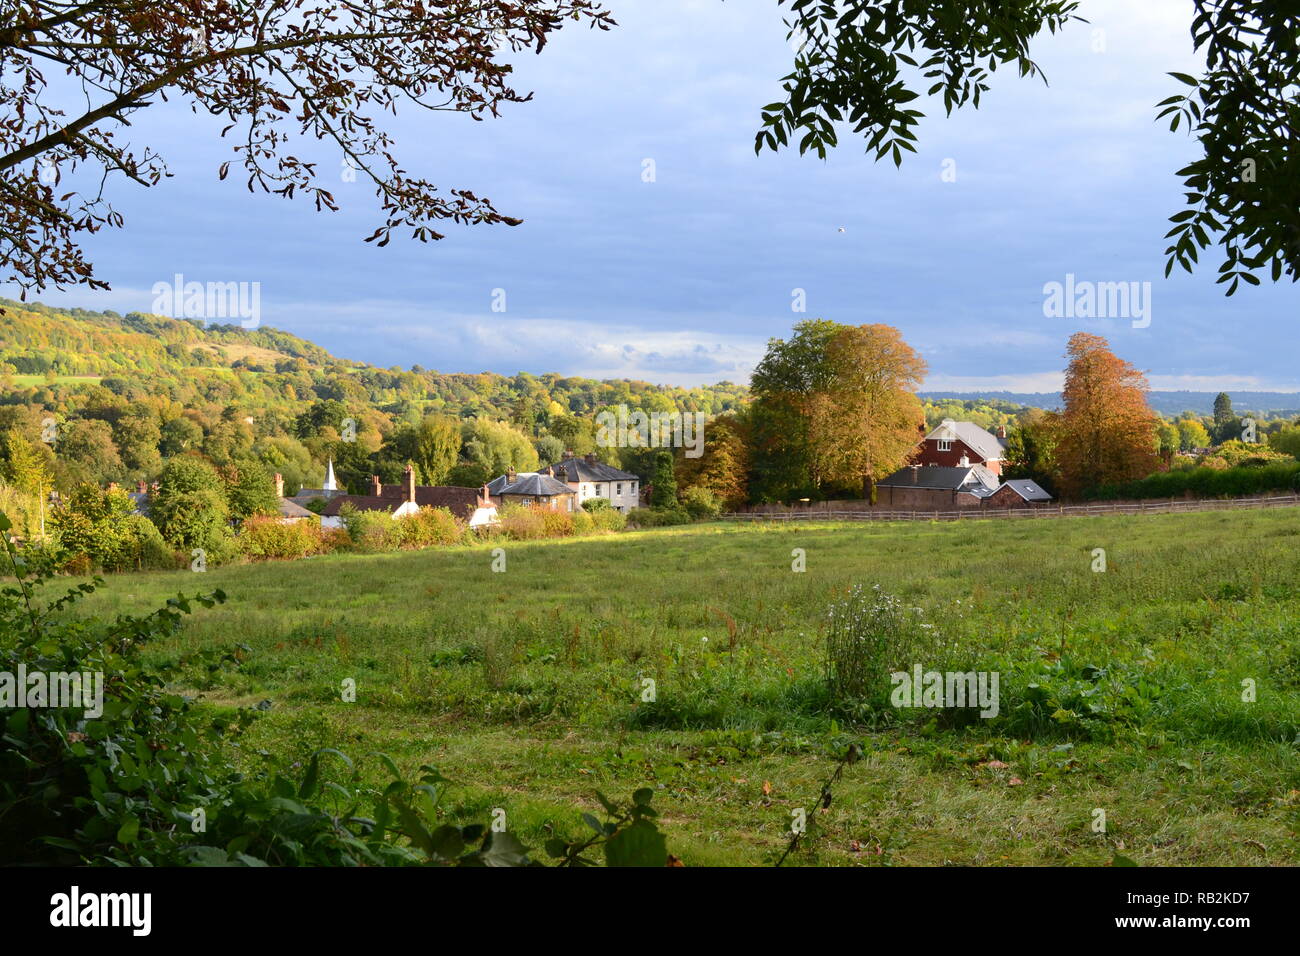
[107,481,119,492]
[562,449,573,460]
[150,481,160,494]
[274,473,284,497]
[136,480,148,495]
[371,474,382,497]
[403,464,416,504]
[997,424,1007,439]
[959,454,970,468]
[585,452,596,464]
[506,466,516,484]
[909,464,920,483]
[479,484,491,507]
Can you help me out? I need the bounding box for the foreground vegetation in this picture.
[63,509,1300,866]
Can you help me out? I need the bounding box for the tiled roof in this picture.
[320,495,402,517]
[541,458,639,483]
[498,473,576,497]
[926,420,1006,463]
[878,464,1000,492]
[277,498,316,518]
[999,479,1054,501]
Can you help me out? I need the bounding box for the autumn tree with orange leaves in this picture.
[1053,332,1159,497]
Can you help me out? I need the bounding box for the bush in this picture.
[680,486,722,520]
[571,510,595,535]
[582,497,612,512]
[239,516,324,560]
[590,507,627,532]
[539,508,574,538]
[498,503,547,540]
[626,506,689,528]
[342,507,401,552]
[823,585,936,712]
[1087,461,1300,500]
[398,507,465,548]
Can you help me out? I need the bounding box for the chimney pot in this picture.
[997,424,1007,439]
[371,474,382,497]
[584,452,596,464]
[137,480,148,495]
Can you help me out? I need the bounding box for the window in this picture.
[937,439,952,451]
[616,483,623,495]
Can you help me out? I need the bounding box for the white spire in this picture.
[323,458,338,492]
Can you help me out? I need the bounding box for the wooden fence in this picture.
[722,493,1300,523]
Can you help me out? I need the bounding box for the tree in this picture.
[150,456,230,553]
[0,1,615,293]
[1176,415,1212,451]
[220,459,280,522]
[811,324,926,496]
[650,452,677,508]
[750,320,925,498]
[1002,407,1059,494]
[1053,333,1160,497]
[674,411,751,508]
[1211,392,1240,444]
[758,0,1300,291]
[0,429,54,498]
[53,419,124,490]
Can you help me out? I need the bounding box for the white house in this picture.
[537,453,641,512]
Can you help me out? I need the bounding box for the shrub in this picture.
[590,507,627,532]
[582,497,612,512]
[342,507,401,552]
[571,510,595,535]
[680,486,722,520]
[1087,461,1300,500]
[239,516,323,560]
[823,585,936,712]
[539,507,574,538]
[151,457,233,558]
[627,506,689,528]
[498,503,547,540]
[398,507,465,548]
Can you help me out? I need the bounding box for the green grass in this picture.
[74,511,1300,866]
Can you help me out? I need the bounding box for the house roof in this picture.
[497,473,576,498]
[277,498,316,519]
[925,420,1007,462]
[998,479,1054,501]
[878,464,1000,493]
[290,488,345,504]
[541,458,639,483]
[320,495,402,517]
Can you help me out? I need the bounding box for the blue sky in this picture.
[10,0,1298,390]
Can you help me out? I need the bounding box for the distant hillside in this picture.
[921,390,1300,418]
[0,298,748,418]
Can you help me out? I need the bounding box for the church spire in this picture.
[323,458,338,492]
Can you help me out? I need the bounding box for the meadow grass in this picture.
[73,510,1300,866]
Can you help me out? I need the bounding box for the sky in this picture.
[7,0,1298,391]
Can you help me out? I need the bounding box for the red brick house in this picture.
[876,464,1001,509]
[985,479,1054,508]
[915,420,1009,476]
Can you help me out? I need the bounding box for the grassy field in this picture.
[74,511,1300,866]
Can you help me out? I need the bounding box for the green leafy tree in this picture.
[759,0,1300,292]
[650,451,677,508]
[221,459,280,522]
[150,457,231,554]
